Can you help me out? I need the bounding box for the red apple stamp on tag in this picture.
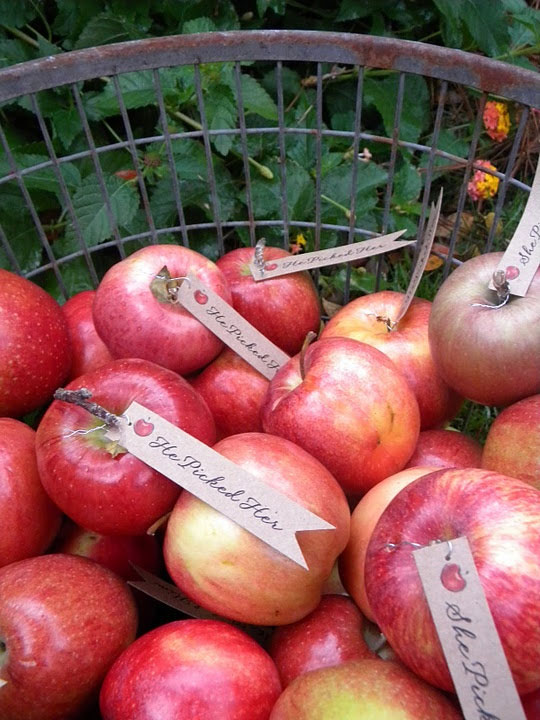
[134,419,154,437]
[264,263,278,271]
[440,562,467,592]
[194,290,208,305]
[505,265,520,280]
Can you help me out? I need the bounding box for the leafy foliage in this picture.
[0,0,536,309]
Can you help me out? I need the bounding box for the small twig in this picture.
[53,388,120,427]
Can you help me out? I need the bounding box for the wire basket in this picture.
[0,30,538,304]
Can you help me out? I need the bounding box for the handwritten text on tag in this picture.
[249,230,411,281]
[413,537,526,720]
[106,402,334,569]
[490,159,540,297]
[177,275,290,380]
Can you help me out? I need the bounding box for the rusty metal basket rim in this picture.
[0,30,539,107]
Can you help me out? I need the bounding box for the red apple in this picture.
[35,358,216,536]
[216,246,321,355]
[92,245,232,376]
[0,418,62,568]
[191,348,269,439]
[269,594,373,687]
[364,467,540,694]
[62,290,113,379]
[0,553,137,720]
[339,466,438,621]
[428,252,540,406]
[522,686,540,720]
[163,432,350,626]
[321,290,462,429]
[405,428,483,470]
[482,394,540,489]
[269,658,462,720]
[261,337,420,497]
[0,269,71,417]
[100,619,281,720]
[54,520,162,581]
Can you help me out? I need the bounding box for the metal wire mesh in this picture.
[0,30,538,301]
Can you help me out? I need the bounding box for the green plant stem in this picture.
[496,44,540,60]
[321,193,351,219]
[1,25,39,49]
[103,120,125,145]
[167,106,274,180]
[29,0,52,42]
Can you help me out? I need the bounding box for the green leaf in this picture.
[61,175,139,253]
[240,75,277,121]
[261,67,301,106]
[0,190,43,274]
[321,162,387,225]
[392,162,422,205]
[336,0,381,21]
[249,160,314,221]
[84,70,182,120]
[256,0,286,17]
[36,34,62,58]
[461,0,511,56]
[364,75,430,144]
[51,107,82,150]
[150,140,237,226]
[0,153,81,197]
[73,12,141,50]
[432,0,464,47]
[182,17,217,34]
[205,84,237,156]
[0,39,34,69]
[0,0,37,27]
[420,128,470,169]
[52,0,102,48]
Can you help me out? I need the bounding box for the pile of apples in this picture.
[0,241,539,720]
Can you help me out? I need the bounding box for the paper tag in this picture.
[393,189,443,326]
[413,536,526,720]
[177,275,290,380]
[249,230,411,281]
[489,159,540,296]
[106,401,334,569]
[129,565,272,643]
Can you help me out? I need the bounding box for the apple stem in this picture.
[53,388,120,427]
[299,331,318,380]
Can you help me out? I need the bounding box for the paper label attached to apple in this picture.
[248,230,412,281]
[128,564,271,643]
[393,189,443,326]
[489,159,540,297]
[413,537,526,720]
[177,275,290,380]
[106,401,334,570]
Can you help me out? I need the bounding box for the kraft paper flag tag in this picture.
[249,229,411,280]
[392,189,443,327]
[176,275,290,380]
[413,536,526,720]
[105,401,334,569]
[128,565,272,644]
[489,159,540,296]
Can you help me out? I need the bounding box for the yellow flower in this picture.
[289,233,307,255]
[467,161,500,202]
[483,101,510,142]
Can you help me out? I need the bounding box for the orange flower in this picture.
[467,161,500,202]
[483,101,510,142]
